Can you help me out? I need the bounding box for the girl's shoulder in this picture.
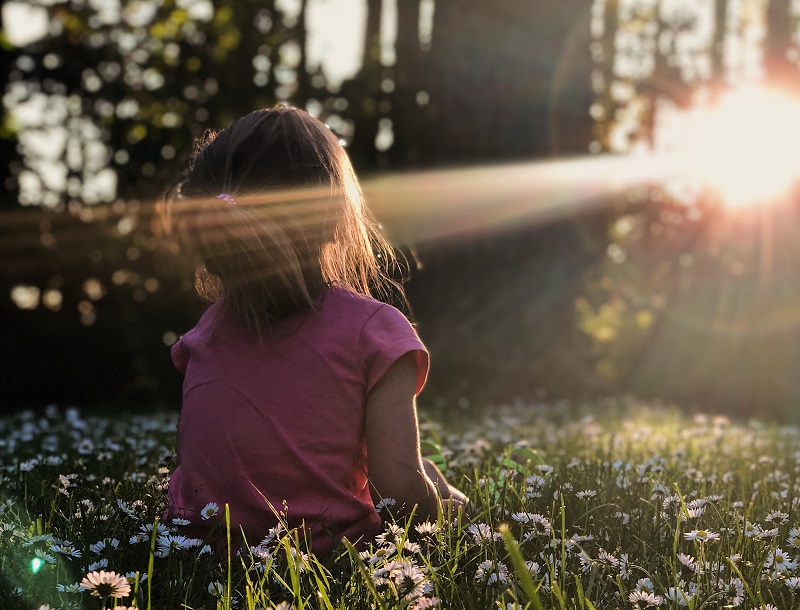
[322,286,418,340]
[323,285,386,314]
[322,285,414,326]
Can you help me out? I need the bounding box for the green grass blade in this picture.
[500,524,544,610]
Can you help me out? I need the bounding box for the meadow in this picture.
[1,399,799,610]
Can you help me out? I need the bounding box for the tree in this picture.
[0,0,323,408]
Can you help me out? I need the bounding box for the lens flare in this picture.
[667,87,800,208]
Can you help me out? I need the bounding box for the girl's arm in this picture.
[366,353,466,521]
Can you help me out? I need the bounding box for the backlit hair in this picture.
[167,106,400,336]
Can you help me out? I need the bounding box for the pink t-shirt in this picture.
[165,286,428,554]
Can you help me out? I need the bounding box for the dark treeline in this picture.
[1,1,600,413]
[4,1,800,418]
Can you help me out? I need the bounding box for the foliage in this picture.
[1,0,600,410]
[3,400,800,608]
[1,0,328,409]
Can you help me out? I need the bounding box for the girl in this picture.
[164,106,466,554]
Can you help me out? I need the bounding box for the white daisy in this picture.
[33,549,56,565]
[23,534,55,547]
[50,541,82,559]
[743,521,761,538]
[597,550,619,567]
[666,585,693,607]
[115,499,138,519]
[414,521,439,536]
[467,523,500,545]
[392,561,427,599]
[764,547,797,574]
[157,534,193,555]
[676,552,698,573]
[628,590,663,607]
[79,570,131,599]
[766,510,789,524]
[129,532,148,545]
[375,497,396,512]
[87,559,108,571]
[718,577,744,607]
[123,571,146,584]
[200,502,219,520]
[757,527,780,540]
[683,529,720,542]
[89,538,119,555]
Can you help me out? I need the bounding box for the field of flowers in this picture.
[1,398,800,609]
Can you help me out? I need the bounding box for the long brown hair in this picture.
[166,106,401,336]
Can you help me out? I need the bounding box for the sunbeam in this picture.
[362,154,672,243]
[1,154,673,273]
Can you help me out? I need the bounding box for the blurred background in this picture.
[3,0,800,419]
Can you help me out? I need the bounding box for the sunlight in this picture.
[0,154,670,276]
[363,155,669,243]
[671,87,800,208]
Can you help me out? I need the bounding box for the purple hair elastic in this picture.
[216,193,237,206]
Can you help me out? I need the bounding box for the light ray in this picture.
[1,153,673,275]
[362,154,671,243]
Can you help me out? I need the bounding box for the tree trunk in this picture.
[422,0,594,164]
[710,0,728,93]
[765,0,796,88]
[387,0,422,167]
[340,0,382,172]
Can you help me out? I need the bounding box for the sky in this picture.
[305,0,369,84]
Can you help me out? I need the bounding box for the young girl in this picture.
[164,106,466,554]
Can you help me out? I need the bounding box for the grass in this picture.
[1,398,800,609]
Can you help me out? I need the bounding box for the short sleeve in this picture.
[360,304,429,395]
[170,338,188,375]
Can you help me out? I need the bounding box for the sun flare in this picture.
[671,87,800,208]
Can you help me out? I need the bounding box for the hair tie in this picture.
[216,193,237,206]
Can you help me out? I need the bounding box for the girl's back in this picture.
[166,286,427,553]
